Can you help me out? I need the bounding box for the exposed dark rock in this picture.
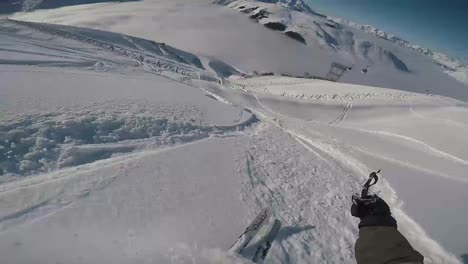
[241,6,259,13]
[358,41,373,59]
[208,59,240,78]
[285,31,306,44]
[259,72,275,76]
[385,51,410,72]
[264,22,287,31]
[321,29,338,46]
[250,9,270,20]
[238,5,245,9]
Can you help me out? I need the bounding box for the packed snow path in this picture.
[1,11,468,264]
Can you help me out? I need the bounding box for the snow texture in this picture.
[1,0,468,263]
[0,0,141,14]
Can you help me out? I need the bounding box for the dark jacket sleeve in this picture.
[355,226,424,264]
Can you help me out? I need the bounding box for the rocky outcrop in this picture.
[285,31,306,44]
[264,22,287,31]
[250,9,270,20]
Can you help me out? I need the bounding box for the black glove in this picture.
[351,194,397,229]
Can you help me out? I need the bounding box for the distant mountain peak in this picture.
[257,0,314,13]
[214,0,320,15]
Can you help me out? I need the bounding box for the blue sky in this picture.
[305,0,468,60]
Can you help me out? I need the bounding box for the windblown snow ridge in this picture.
[3,19,219,81]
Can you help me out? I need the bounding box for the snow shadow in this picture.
[240,224,315,257]
[208,59,241,78]
[275,225,316,242]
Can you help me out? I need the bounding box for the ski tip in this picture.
[261,207,273,216]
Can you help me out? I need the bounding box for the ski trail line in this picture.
[352,146,468,183]
[251,92,348,166]
[329,102,352,125]
[0,137,229,194]
[337,123,468,167]
[409,103,468,128]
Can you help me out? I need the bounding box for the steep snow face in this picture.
[215,0,468,95]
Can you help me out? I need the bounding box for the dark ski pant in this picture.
[355,226,424,264]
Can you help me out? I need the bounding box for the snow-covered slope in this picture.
[0,18,254,176]
[215,0,468,92]
[0,19,257,263]
[1,0,468,263]
[0,0,140,14]
[327,16,468,86]
[12,0,467,101]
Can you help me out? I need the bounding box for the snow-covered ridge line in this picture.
[213,0,322,16]
[5,18,218,82]
[327,17,468,73]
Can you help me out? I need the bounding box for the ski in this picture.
[229,208,272,255]
[252,218,282,263]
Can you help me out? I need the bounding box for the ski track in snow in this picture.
[220,77,464,263]
[351,146,467,183]
[328,102,352,125]
[335,124,468,168]
[409,103,468,128]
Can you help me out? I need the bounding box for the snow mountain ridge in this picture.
[216,0,468,86]
[327,16,468,84]
[213,0,318,15]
